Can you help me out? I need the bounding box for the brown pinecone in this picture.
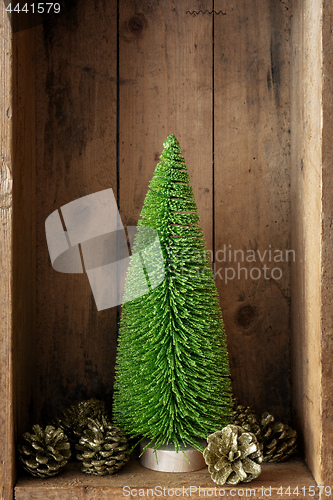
[58,398,108,446]
[203,424,262,485]
[260,412,297,462]
[18,425,71,478]
[233,400,261,439]
[76,416,129,475]
[233,400,297,462]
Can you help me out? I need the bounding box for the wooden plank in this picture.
[118,0,213,250]
[15,458,318,500]
[12,26,37,440]
[290,0,322,483]
[321,0,333,486]
[34,0,118,424]
[214,1,292,421]
[0,3,15,499]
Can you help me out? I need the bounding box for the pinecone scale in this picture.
[233,401,261,439]
[18,425,71,478]
[260,412,297,462]
[76,416,129,475]
[203,424,262,485]
[58,398,108,447]
[233,400,297,463]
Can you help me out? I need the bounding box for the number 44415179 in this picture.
[6,3,60,14]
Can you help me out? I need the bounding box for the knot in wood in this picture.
[127,14,147,36]
[236,304,257,329]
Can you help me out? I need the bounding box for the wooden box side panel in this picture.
[290,0,322,484]
[321,0,333,485]
[0,3,15,499]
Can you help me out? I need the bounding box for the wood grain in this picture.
[0,3,15,499]
[15,457,318,500]
[290,0,322,483]
[34,0,118,424]
[214,0,292,421]
[319,0,333,486]
[12,26,37,441]
[118,0,213,250]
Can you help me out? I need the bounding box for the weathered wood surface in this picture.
[15,458,318,500]
[319,0,333,486]
[0,3,15,499]
[12,26,37,440]
[290,0,323,484]
[34,1,118,423]
[118,0,214,248]
[214,0,291,420]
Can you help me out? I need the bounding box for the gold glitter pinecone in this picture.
[203,424,262,485]
[18,425,71,478]
[76,416,129,475]
[260,412,297,462]
[57,398,108,446]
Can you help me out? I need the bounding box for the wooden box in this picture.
[1,0,332,498]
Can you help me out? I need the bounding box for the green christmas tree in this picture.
[113,135,232,452]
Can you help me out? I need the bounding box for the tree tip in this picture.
[164,134,179,147]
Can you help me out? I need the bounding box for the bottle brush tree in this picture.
[113,134,233,451]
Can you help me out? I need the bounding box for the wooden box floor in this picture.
[15,456,319,499]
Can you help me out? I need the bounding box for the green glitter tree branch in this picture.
[113,135,233,452]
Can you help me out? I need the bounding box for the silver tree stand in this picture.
[140,439,206,472]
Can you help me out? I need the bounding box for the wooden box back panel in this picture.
[1,0,333,496]
[33,0,292,426]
